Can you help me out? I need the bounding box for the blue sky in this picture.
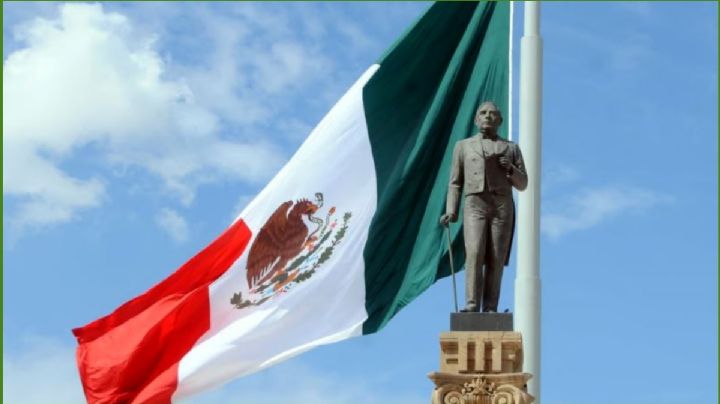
[3,2,717,404]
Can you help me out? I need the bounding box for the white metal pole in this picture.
[515,2,543,403]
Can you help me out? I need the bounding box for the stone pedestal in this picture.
[429,322,534,404]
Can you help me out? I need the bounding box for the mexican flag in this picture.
[72,2,511,403]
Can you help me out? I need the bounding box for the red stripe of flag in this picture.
[72,219,252,404]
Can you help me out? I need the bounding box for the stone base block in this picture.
[450,312,513,331]
[428,372,534,404]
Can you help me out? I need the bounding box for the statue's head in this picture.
[474,101,503,134]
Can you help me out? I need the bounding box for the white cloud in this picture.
[4,143,106,228]
[156,208,189,242]
[542,186,671,239]
[3,3,285,230]
[3,336,85,404]
[256,42,330,94]
[172,6,271,127]
[334,20,376,52]
[4,4,194,151]
[542,162,580,194]
[173,3,336,130]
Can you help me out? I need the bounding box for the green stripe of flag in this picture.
[362,1,510,334]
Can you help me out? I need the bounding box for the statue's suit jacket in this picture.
[446,135,528,265]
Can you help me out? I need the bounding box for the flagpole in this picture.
[515,2,543,404]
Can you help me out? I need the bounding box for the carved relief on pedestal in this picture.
[429,373,533,404]
[440,331,523,374]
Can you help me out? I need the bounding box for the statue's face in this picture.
[474,102,502,132]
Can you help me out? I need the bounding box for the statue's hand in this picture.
[498,156,511,169]
[439,213,457,226]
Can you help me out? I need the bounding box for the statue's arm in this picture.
[508,144,528,191]
[446,142,464,217]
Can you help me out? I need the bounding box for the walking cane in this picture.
[444,224,459,313]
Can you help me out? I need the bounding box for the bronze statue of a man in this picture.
[440,101,527,313]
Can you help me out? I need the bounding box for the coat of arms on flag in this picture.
[231,192,352,310]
